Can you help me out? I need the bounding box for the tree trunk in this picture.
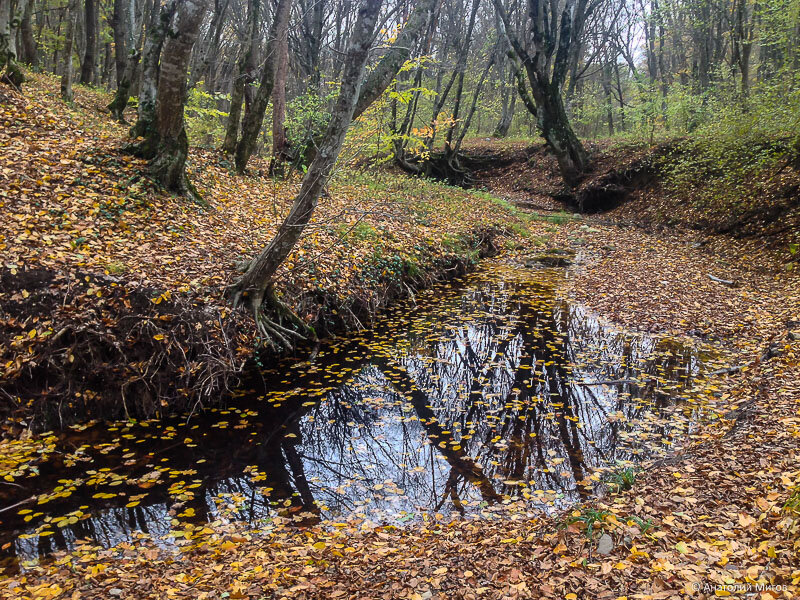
[229,0,383,346]
[102,41,113,84]
[111,0,129,87]
[19,0,37,67]
[233,0,291,173]
[493,65,516,137]
[600,59,614,136]
[108,0,150,122]
[222,74,246,154]
[131,0,207,199]
[79,0,97,84]
[0,0,28,86]
[533,81,589,187]
[108,49,141,121]
[52,6,64,74]
[61,0,79,101]
[298,0,324,90]
[222,0,259,155]
[131,0,177,139]
[269,0,290,172]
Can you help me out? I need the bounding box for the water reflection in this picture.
[0,261,718,565]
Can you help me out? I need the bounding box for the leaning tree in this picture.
[227,0,418,347]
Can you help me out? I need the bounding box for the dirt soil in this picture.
[466,137,800,260]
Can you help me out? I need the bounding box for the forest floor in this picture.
[2,125,800,596]
[0,74,527,428]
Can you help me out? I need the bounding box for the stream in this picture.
[0,258,726,564]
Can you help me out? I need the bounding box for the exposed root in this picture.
[228,281,315,351]
[395,151,476,188]
[0,268,246,430]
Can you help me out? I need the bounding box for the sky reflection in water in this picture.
[3,261,720,561]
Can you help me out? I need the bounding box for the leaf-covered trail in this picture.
[3,210,799,598]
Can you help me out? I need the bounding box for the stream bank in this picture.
[0,74,523,430]
[0,259,738,565]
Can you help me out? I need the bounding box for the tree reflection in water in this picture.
[2,262,717,563]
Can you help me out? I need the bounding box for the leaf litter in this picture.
[1,76,800,599]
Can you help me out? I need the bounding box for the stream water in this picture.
[0,259,724,564]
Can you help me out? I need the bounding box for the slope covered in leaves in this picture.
[465,136,800,263]
[3,222,799,598]
[0,73,524,426]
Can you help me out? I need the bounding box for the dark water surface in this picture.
[1,260,724,563]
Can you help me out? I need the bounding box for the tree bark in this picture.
[270,0,291,172]
[79,0,97,84]
[130,0,208,200]
[111,0,129,87]
[229,0,383,345]
[233,0,291,173]
[52,6,64,74]
[298,0,324,89]
[222,0,259,155]
[493,59,516,137]
[108,48,140,121]
[108,0,151,122]
[61,0,79,101]
[19,0,37,67]
[0,0,28,86]
[222,72,246,154]
[600,55,614,136]
[130,0,177,139]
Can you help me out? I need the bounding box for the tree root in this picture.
[228,282,315,351]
